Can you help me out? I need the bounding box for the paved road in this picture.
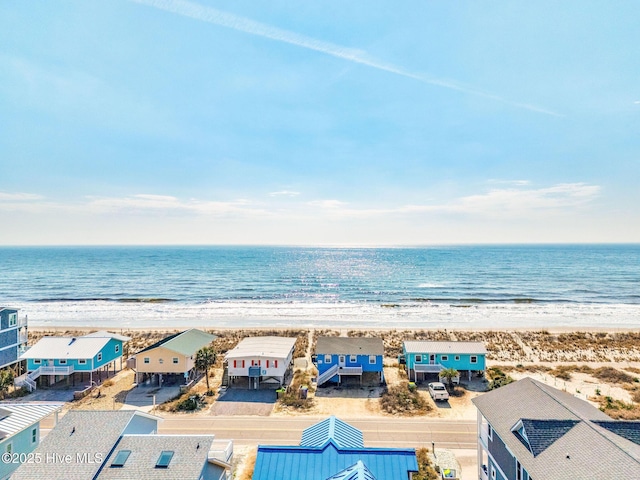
[157,416,478,449]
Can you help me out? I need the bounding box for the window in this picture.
[5,442,12,454]
[78,359,87,365]
[31,428,37,444]
[34,359,41,365]
[155,450,174,468]
[324,355,331,363]
[415,355,422,363]
[470,356,478,364]
[8,314,17,327]
[350,355,357,363]
[516,460,523,480]
[143,357,150,364]
[369,355,376,364]
[97,353,102,362]
[60,359,67,365]
[455,355,460,361]
[488,424,493,440]
[115,345,120,353]
[172,357,179,364]
[490,466,496,480]
[111,450,131,468]
[441,355,448,361]
[159,358,164,364]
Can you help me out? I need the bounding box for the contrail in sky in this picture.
[130,0,562,117]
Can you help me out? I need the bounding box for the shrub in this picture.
[380,382,431,415]
[593,367,635,384]
[413,447,439,480]
[486,367,514,390]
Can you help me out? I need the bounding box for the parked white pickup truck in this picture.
[428,382,449,401]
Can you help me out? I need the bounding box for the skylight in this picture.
[155,450,174,468]
[110,450,131,467]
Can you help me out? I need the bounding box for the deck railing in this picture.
[338,366,363,375]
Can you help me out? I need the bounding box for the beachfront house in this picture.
[402,341,487,382]
[0,307,28,371]
[314,336,384,386]
[472,377,640,480]
[16,331,130,391]
[132,328,217,387]
[11,410,233,480]
[0,403,63,479]
[225,336,296,389]
[252,415,418,480]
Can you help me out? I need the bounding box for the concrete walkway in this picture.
[121,385,181,412]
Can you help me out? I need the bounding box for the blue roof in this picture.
[301,416,364,449]
[253,442,417,480]
[326,460,377,480]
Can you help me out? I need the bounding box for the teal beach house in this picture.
[16,331,130,391]
[0,403,63,479]
[314,337,384,386]
[402,341,487,382]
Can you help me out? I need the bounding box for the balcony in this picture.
[338,366,363,375]
[208,439,233,467]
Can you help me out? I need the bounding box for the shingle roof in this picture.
[20,336,113,360]
[403,341,486,355]
[315,337,384,356]
[325,460,377,480]
[0,403,63,439]
[515,419,580,457]
[84,331,131,342]
[472,377,640,479]
[593,421,640,446]
[95,435,218,480]
[301,416,364,449]
[12,410,161,480]
[225,336,296,360]
[136,329,216,356]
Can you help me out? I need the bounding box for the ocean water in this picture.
[0,245,639,329]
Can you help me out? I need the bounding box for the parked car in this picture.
[428,382,449,401]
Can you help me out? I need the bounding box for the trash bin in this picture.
[299,385,308,399]
[276,388,285,399]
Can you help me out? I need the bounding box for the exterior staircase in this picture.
[14,365,75,392]
[317,364,339,386]
[222,365,229,387]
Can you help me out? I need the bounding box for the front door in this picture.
[429,354,436,365]
[338,355,346,367]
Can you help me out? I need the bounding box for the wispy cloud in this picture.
[269,190,300,197]
[487,179,531,186]
[86,194,265,216]
[0,183,599,220]
[0,192,44,201]
[305,183,600,218]
[130,0,561,117]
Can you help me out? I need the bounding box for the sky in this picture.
[1,1,638,245]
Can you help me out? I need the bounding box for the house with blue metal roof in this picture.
[0,307,28,371]
[252,416,418,480]
[315,337,384,387]
[0,402,63,480]
[402,341,487,383]
[16,331,130,391]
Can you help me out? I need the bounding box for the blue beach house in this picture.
[314,337,384,386]
[0,307,28,371]
[0,403,63,480]
[402,341,487,382]
[252,416,418,480]
[16,331,130,391]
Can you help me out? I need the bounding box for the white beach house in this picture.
[224,336,296,389]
